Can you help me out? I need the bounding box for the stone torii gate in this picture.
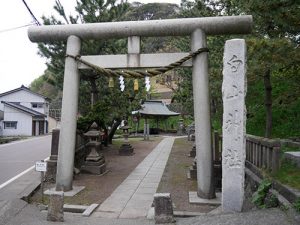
[28,16,252,203]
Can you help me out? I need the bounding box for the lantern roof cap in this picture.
[84,122,100,137]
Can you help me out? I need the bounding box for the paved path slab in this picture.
[93,137,175,219]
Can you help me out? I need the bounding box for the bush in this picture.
[293,198,300,213]
[252,179,279,208]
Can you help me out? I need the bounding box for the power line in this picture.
[0,23,36,34]
[21,0,41,26]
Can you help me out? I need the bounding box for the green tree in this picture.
[176,0,300,137]
[171,0,226,129]
[37,0,181,142]
[217,0,300,137]
[38,0,138,142]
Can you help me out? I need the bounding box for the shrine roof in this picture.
[137,100,180,117]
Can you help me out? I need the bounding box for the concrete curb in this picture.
[39,203,99,217]
[0,169,41,201]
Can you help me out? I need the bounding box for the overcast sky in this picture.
[0,0,181,94]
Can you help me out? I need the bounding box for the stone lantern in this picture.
[81,122,106,175]
[119,120,134,155]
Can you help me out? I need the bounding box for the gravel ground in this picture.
[30,137,162,206]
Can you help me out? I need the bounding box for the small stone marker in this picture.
[47,191,64,222]
[222,39,247,212]
[45,128,59,182]
[154,193,175,224]
[189,144,196,157]
[177,119,185,136]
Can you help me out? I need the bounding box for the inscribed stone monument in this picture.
[222,39,247,212]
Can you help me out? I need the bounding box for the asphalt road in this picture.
[0,135,51,185]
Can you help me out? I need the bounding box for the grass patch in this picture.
[293,198,300,213]
[271,160,300,190]
[173,137,188,146]
[0,136,26,144]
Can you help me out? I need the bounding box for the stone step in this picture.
[284,151,300,168]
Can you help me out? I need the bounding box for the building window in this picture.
[31,103,44,108]
[4,121,17,129]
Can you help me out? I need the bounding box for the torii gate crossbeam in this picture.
[28,16,252,42]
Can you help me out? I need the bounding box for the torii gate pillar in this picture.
[191,29,215,198]
[55,35,81,191]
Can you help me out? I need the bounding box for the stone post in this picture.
[46,129,60,182]
[191,29,215,199]
[47,192,64,222]
[56,35,81,191]
[144,118,150,141]
[177,119,184,136]
[154,193,175,224]
[222,39,247,212]
[127,36,140,67]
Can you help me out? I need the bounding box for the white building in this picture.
[0,85,50,136]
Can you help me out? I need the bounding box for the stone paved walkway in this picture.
[92,137,175,219]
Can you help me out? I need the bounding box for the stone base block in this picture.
[45,186,85,197]
[154,193,175,224]
[188,166,197,180]
[189,191,221,205]
[81,154,106,175]
[81,163,106,175]
[47,191,64,222]
[119,143,134,156]
[284,152,300,168]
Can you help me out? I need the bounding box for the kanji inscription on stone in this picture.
[227,55,243,72]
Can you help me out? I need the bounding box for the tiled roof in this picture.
[2,101,46,118]
[0,85,50,101]
[138,100,180,117]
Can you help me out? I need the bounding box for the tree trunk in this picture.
[108,119,121,144]
[264,69,272,138]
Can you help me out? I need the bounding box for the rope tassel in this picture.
[134,79,139,91]
[108,77,114,88]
